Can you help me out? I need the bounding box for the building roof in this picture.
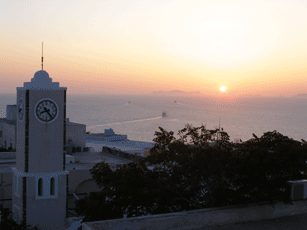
[0,118,16,126]
[0,118,84,127]
[86,140,154,153]
[66,151,132,170]
[67,121,86,127]
[0,151,132,174]
[17,70,67,90]
[86,133,127,137]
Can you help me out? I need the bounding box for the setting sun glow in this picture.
[0,0,307,97]
[220,86,226,92]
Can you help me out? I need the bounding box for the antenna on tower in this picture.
[219,117,220,130]
[41,42,44,70]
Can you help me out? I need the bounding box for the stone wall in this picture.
[82,200,307,230]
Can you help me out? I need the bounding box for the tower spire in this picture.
[41,42,44,70]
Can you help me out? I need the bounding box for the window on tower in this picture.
[35,175,61,199]
[19,175,21,195]
[38,178,43,196]
[14,174,18,195]
[50,177,55,195]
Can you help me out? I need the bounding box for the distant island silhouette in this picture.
[294,94,307,98]
[153,90,202,95]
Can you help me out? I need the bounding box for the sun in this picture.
[220,86,226,92]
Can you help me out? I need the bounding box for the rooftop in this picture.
[67,121,86,126]
[0,151,132,174]
[66,151,132,170]
[86,140,154,154]
[18,70,66,90]
[0,118,16,126]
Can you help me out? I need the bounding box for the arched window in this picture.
[14,174,18,195]
[50,177,55,195]
[38,178,43,196]
[18,175,21,195]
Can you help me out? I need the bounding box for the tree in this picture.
[76,125,307,222]
[77,161,164,220]
[231,131,307,203]
[147,125,235,208]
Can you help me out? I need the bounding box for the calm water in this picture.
[1,93,307,142]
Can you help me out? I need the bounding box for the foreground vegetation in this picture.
[76,125,307,222]
[0,208,38,230]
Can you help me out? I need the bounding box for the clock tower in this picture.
[12,69,68,229]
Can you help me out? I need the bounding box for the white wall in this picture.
[66,122,86,148]
[6,105,17,121]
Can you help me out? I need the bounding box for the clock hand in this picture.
[46,109,53,118]
[40,110,47,115]
[40,107,49,115]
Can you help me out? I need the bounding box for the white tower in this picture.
[12,66,69,229]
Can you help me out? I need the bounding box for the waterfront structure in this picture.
[86,128,127,142]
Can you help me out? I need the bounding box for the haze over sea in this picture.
[1,93,307,143]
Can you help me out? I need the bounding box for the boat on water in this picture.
[162,111,167,118]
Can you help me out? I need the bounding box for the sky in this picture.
[1,0,306,97]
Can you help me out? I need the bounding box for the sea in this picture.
[1,93,307,143]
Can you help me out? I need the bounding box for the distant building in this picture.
[104,128,115,136]
[0,118,16,150]
[0,105,17,149]
[66,118,86,152]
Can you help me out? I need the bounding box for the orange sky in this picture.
[1,0,306,97]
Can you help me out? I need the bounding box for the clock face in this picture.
[18,98,24,122]
[35,99,58,123]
